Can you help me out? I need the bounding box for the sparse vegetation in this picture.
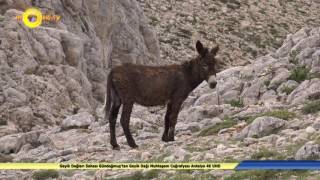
[288,66,309,83]
[228,99,244,107]
[289,50,299,65]
[225,170,309,180]
[302,100,320,114]
[222,156,239,163]
[198,117,237,136]
[262,110,296,120]
[111,170,160,180]
[264,80,271,87]
[251,148,286,160]
[32,170,59,180]
[280,85,296,95]
[242,110,296,124]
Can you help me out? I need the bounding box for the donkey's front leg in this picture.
[162,102,172,142]
[167,101,183,142]
[120,103,138,148]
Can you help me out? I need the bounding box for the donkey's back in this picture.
[110,63,188,106]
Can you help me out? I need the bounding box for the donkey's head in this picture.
[195,40,220,89]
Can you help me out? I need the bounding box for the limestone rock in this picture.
[235,116,286,139]
[61,112,94,130]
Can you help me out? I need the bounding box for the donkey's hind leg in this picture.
[120,103,138,148]
[109,101,121,150]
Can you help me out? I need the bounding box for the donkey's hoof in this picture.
[168,136,175,141]
[129,144,139,149]
[162,136,169,142]
[112,145,120,150]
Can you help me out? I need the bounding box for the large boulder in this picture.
[234,116,286,139]
[295,142,320,160]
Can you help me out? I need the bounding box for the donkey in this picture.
[106,41,222,150]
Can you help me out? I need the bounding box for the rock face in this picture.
[295,142,320,160]
[191,26,320,107]
[234,116,286,139]
[138,0,320,65]
[0,0,160,132]
[61,112,94,130]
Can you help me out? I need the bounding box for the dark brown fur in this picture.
[106,41,221,149]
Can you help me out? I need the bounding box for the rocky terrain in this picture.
[0,0,320,180]
[138,0,320,66]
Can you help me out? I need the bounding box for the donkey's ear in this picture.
[211,45,219,55]
[196,41,206,57]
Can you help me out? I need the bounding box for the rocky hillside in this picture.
[1,0,320,180]
[138,0,320,66]
[0,0,160,133]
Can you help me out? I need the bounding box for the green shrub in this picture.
[289,50,299,65]
[264,80,271,87]
[288,66,309,83]
[302,100,320,114]
[228,99,244,108]
[32,170,59,180]
[281,85,296,95]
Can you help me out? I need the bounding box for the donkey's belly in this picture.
[134,95,169,106]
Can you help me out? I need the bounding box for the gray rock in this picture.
[0,0,160,135]
[275,34,294,58]
[311,49,320,74]
[277,80,299,95]
[291,28,309,45]
[0,131,41,154]
[61,112,94,130]
[241,80,263,105]
[260,90,278,103]
[295,142,320,160]
[268,68,290,89]
[292,35,320,52]
[176,122,200,133]
[287,79,320,105]
[235,116,286,139]
[194,91,219,106]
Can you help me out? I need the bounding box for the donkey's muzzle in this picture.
[209,81,217,88]
[208,75,217,89]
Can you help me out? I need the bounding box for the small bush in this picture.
[198,117,237,136]
[281,85,296,95]
[32,170,59,180]
[288,66,309,83]
[228,99,244,107]
[251,148,285,160]
[262,110,296,120]
[264,80,271,87]
[289,50,299,65]
[302,100,320,114]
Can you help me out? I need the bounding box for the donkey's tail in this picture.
[105,71,113,119]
